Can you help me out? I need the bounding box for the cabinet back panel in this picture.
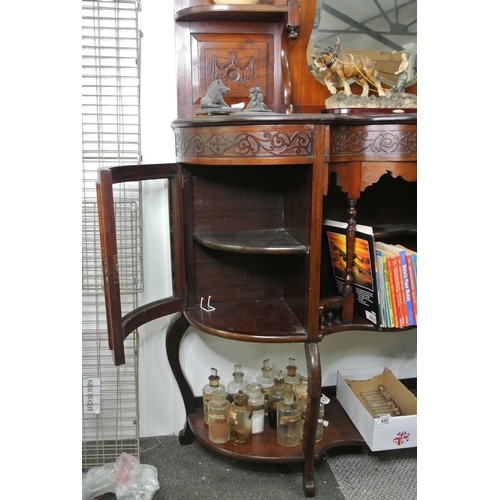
[188,165,310,237]
[192,246,306,303]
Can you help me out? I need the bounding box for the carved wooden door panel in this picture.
[96,163,186,366]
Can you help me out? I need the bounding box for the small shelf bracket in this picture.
[200,296,215,312]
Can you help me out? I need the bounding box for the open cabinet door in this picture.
[96,163,186,366]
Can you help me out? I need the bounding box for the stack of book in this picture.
[323,219,417,329]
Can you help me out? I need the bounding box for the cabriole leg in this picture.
[166,312,195,444]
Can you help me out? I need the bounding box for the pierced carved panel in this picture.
[175,128,313,159]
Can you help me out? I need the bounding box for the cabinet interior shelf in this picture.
[188,397,364,463]
[175,5,288,23]
[194,228,308,255]
[318,302,418,338]
[372,223,417,240]
[186,298,307,341]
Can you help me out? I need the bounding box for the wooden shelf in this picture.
[194,228,308,255]
[188,397,365,463]
[372,223,417,240]
[186,299,307,342]
[175,5,288,22]
[318,298,418,338]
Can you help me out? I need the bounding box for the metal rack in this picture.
[82,199,143,470]
[82,0,143,471]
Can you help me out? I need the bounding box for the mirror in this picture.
[308,0,417,90]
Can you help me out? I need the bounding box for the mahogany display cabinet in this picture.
[96,1,417,496]
[96,111,416,497]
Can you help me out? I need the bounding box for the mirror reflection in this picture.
[309,0,417,90]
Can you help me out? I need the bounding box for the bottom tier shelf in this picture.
[188,397,365,463]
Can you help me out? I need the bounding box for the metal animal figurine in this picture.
[199,79,231,109]
[311,38,386,98]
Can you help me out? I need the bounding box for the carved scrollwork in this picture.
[331,130,417,157]
[175,130,313,158]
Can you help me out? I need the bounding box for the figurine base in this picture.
[195,108,274,116]
[325,90,417,110]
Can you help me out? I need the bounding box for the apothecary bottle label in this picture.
[279,413,301,425]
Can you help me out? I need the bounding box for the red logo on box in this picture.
[393,431,410,445]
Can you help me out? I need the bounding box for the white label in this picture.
[378,415,391,425]
[365,310,377,323]
[83,378,101,414]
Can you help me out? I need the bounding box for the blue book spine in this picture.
[410,254,417,299]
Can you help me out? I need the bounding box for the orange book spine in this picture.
[394,255,408,327]
[386,257,400,328]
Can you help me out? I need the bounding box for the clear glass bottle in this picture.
[316,399,325,443]
[296,374,308,403]
[283,357,301,389]
[207,389,230,444]
[296,374,309,440]
[277,388,301,447]
[227,364,248,403]
[256,358,274,415]
[230,390,252,445]
[203,368,225,425]
[267,370,286,430]
[246,382,265,434]
[299,398,325,443]
[297,376,325,443]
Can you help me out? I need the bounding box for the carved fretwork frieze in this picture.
[331,129,417,157]
[175,129,313,158]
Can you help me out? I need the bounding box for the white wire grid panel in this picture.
[82,0,143,471]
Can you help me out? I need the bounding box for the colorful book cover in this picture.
[410,253,417,299]
[407,254,417,324]
[324,220,381,327]
[377,242,412,328]
[375,248,387,328]
[398,249,415,326]
[386,256,401,328]
[394,254,408,326]
[395,245,417,325]
[382,254,395,327]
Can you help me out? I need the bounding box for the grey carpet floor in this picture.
[139,436,345,500]
[327,446,417,500]
[137,435,416,500]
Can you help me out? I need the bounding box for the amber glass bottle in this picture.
[267,370,286,430]
[230,391,252,445]
[208,389,230,444]
[227,364,248,403]
[283,357,301,389]
[203,368,225,425]
[256,359,274,415]
[277,388,301,447]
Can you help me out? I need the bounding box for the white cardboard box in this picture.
[337,367,417,451]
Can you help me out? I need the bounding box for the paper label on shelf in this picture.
[83,377,101,414]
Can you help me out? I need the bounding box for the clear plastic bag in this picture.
[82,452,159,500]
